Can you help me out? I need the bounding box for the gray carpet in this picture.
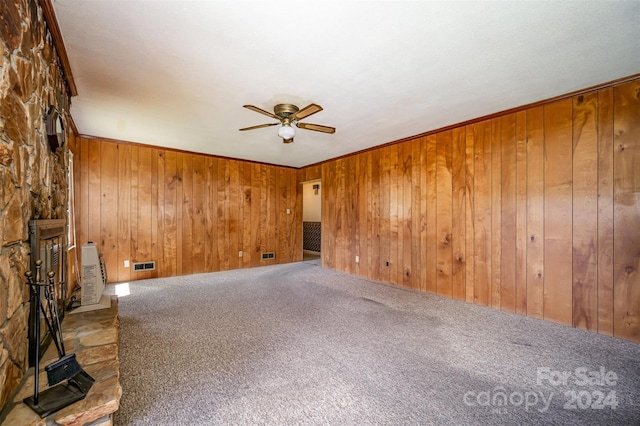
[114,262,640,425]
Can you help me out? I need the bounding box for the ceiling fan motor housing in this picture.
[274,104,299,119]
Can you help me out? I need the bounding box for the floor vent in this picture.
[133,261,156,272]
[261,252,275,261]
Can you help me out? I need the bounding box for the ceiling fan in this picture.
[240,103,335,143]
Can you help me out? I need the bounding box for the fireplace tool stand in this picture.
[23,260,94,418]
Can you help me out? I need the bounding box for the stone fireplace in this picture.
[0,0,73,412]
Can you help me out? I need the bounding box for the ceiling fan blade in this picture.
[297,122,336,134]
[291,103,322,121]
[243,105,280,120]
[239,123,278,131]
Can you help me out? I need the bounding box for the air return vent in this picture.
[261,252,275,261]
[133,261,156,272]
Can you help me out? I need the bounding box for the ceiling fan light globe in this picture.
[278,124,295,140]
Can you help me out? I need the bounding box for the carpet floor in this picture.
[114,262,640,425]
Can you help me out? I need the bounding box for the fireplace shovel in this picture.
[42,270,95,391]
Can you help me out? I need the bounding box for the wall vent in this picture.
[133,261,156,271]
[261,252,275,261]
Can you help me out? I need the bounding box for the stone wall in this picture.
[0,0,71,410]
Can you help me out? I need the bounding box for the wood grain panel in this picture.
[515,111,528,314]
[526,107,545,319]
[370,149,381,281]
[472,122,491,306]
[490,118,501,309]
[176,153,184,275]
[425,135,438,293]
[117,144,131,282]
[596,88,614,336]
[379,147,391,282]
[419,137,428,293]
[543,99,573,325]
[436,131,453,298]
[242,163,252,267]
[164,151,178,277]
[411,139,422,290]
[389,145,399,284]
[500,114,516,312]
[100,142,118,282]
[402,142,413,288]
[452,127,466,300]
[613,80,640,342]
[464,126,475,302]
[192,155,206,273]
[76,137,301,282]
[572,92,598,331]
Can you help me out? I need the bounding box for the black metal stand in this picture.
[23,261,94,418]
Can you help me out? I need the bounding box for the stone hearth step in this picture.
[0,296,121,426]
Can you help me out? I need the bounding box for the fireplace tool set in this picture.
[23,260,94,418]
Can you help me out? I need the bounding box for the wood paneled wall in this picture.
[74,137,302,282]
[304,79,640,342]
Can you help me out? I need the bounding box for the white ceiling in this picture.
[52,1,640,168]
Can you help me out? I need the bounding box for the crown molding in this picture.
[40,0,77,96]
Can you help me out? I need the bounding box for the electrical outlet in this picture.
[286,208,291,214]
[355,255,359,263]
[124,259,130,268]
[239,250,243,258]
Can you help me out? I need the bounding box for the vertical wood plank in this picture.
[117,144,131,283]
[251,163,262,268]
[79,138,90,259]
[436,130,453,298]
[137,147,153,277]
[88,139,101,245]
[425,135,438,293]
[164,151,178,277]
[515,111,528,314]
[543,99,573,325]
[228,160,240,270]
[370,149,381,281]
[389,145,399,284]
[130,146,139,274]
[464,126,475,303]
[419,137,428,293]
[181,154,193,275]
[192,155,206,274]
[612,80,640,342]
[205,158,217,271]
[175,152,184,276]
[100,142,118,282]
[149,148,159,278]
[411,139,422,290]
[402,142,413,288]
[473,121,491,306]
[379,147,391,282]
[321,162,334,268]
[267,166,277,264]
[242,163,252,267]
[452,127,466,300]
[526,107,545,318]
[597,88,614,336]
[490,118,502,309]
[217,160,228,270]
[572,92,599,331]
[500,114,517,312]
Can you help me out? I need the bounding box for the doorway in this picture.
[302,180,321,263]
